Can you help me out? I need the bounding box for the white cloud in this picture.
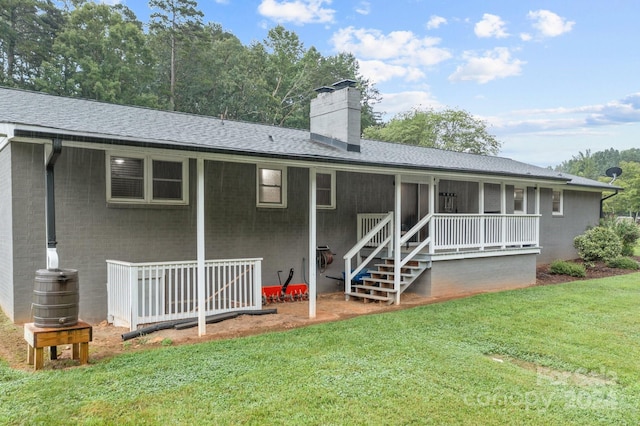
[426,15,447,30]
[449,47,525,84]
[331,27,451,66]
[527,10,574,38]
[355,1,370,15]
[474,13,508,38]
[215,0,230,4]
[257,0,335,25]
[98,0,121,5]
[520,33,532,41]
[376,91,443,119]
[357,60,425,84]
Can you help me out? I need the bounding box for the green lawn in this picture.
[2,274,639,425]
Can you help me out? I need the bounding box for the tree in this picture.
[38,1,156,106]
[603,160,640,218]
[149,0,203,111]
[0,0,63,88]
[363,108,501,155]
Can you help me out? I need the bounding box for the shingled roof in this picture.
[0,87,614,189]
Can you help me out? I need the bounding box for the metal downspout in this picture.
[46,138,62,270]
[600,190,619,218]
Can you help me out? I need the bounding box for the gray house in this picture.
[0,84,614,329]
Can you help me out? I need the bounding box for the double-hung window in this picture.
[316,170,336,209]
[257,165,287,207]
[514,187,525,214]
[107,153,188,205]
[552,190,563,216]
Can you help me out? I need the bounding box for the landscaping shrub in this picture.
[573,226,622,263]
[549,260,586,277]
[613,220,640,256]
[606,256,640,270]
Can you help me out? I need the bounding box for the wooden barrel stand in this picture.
[24,321,93,371]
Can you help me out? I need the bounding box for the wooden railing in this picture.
[107,258,262,331]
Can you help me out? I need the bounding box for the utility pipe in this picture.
[46,138,62,270]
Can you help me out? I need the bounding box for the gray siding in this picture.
[0,145,14,319]
[8,146,397,322]
[537,188,601,264]
[10,143,46,323]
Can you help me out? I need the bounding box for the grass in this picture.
[2,274,640,425]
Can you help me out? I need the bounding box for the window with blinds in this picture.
[107,154,188,205]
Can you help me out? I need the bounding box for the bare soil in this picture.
[2,259,637,372]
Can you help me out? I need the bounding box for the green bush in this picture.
[606,256,640,270]
[614,220,640,256]
[573,226,622,262]
[549,260,587,277]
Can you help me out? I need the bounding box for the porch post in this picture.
[500,182,507,249]
[535,185,541,246]
[308,167,317,318]
[429,177,436,253]
[394,174,402,305]
[197,158,206,336]
[479,181,485,250]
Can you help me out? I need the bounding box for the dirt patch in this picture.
[2,259,638,372]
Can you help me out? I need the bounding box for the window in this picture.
[514,187,525,213]
[552,190,563,215]
[257,165,287,207]
[107,154,188,204]
[316,171,336,209]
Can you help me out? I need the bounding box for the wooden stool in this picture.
[24,321,93,371]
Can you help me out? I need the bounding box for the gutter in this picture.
[600,190,620,218]
[46,137,62,269]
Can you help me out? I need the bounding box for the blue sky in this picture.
[114,0,640,168]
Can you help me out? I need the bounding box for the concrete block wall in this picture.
[409,254,537,298]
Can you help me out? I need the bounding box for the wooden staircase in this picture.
[346,253,431,304]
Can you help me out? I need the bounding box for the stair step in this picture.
[362,277,405,285]
[346,292,393,302]
[352,284,398,293]
[374,263,424,270]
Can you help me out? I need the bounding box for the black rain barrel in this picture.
[33,269,79,328]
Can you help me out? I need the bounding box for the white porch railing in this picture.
[356,213,540,254]
[107,258,262,331]
[432,214,539,251]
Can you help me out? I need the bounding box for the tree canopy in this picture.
[363,108,501,155]
[554,147,640,218]
[2,0,506,155]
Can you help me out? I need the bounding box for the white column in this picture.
[500,182,507,249]
[197,158,206,336]
[394,174,402,305]
[429,176,436,253]
[308,167,317,318]
[479,181,485,250]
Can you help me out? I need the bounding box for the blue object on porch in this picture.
[342,270,370,284]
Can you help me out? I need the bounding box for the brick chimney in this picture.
[310,79,361,152]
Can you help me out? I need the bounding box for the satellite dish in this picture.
[605,166,622,184]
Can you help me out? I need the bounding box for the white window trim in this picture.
[256,164,287,208]
[106,153,189,205]
[552,189,563,216]
[514,187,526,214]
[316,170,336,210]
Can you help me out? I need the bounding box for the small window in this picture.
[257,165,287,207]
[514,188,525,214]
[316,171,336,209]
[552,190,563,215]
[107,154,188,205]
